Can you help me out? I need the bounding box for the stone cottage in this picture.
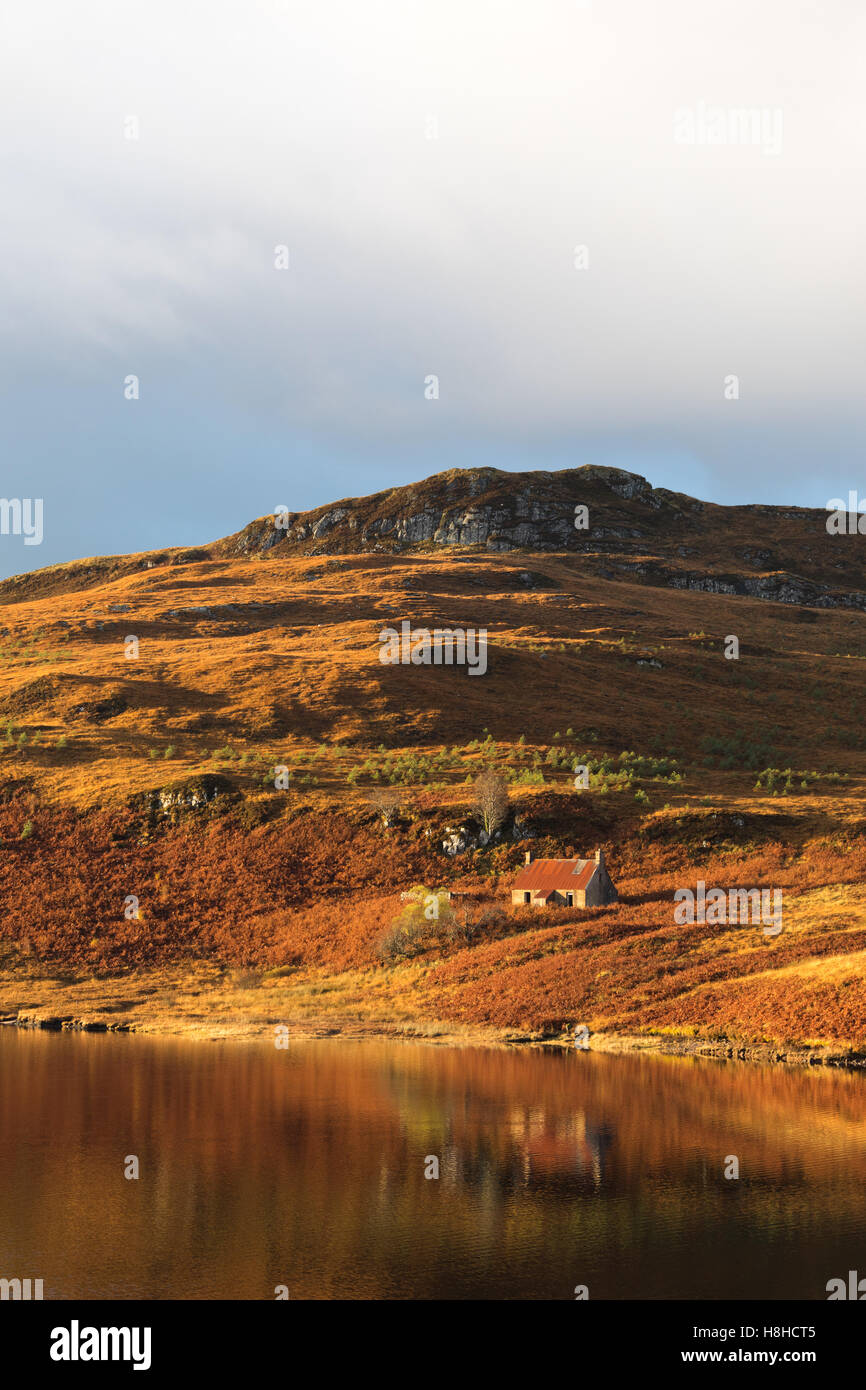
[510,849,618,909]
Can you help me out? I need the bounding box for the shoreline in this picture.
[2,963,864,1069]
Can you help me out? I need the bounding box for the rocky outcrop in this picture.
[211,464,866,613]
[441,825,472,856]
[440,809,537,855]
[440,822,495,856]
[130,773,235,825]
[223,466,696,559]
[668,569,866,611]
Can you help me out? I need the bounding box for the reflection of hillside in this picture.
[376,1054,620,1191]
[2,1032,866,1299]
[373,1043,866,1186]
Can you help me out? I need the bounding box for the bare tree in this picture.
[473,769,509,838]
[368,787,402,826]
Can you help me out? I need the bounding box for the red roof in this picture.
[512,858,597,893]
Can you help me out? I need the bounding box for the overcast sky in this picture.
[1,0,864,575]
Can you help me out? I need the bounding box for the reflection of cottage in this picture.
[510,849,618,908]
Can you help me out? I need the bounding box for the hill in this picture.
[4,465,866,611]
[0,466,864,1058]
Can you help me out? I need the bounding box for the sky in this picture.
[0,0,864,576]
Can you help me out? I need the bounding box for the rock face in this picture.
[157,781,221,812]
[441,821,500,856]
[229,466,666,557]
[131,774,235,823]
[441,825,471,857]
[440,812,528,855]
[214,464,866,614]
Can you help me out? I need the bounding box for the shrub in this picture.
[377,887,470,962]
[376,907,437,961]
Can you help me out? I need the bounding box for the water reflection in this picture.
[1,1029,864,1299]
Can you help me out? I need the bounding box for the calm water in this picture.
[1,1029,865,1300]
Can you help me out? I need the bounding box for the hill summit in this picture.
[220,465,863,611]
[3,465,863,612]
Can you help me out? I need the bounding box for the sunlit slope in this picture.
[0,549,864,809]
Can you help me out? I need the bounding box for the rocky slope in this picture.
[2,465,864,611]
[220,464,866,611]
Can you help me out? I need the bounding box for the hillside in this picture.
[0,466,865,1057]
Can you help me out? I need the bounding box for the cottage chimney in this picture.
[594,847,603,865]
[525,851,532,865]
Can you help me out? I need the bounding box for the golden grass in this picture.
[0,960,518,1047]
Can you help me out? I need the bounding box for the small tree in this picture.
[368,787,402,826]
[473,768,509,838]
